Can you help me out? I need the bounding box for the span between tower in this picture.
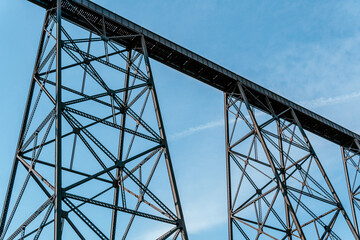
[28,0,360,147]
[1,0,360,239]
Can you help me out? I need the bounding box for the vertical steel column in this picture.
[141,36,188,239]
[54,0,63,239]
[0,12,50,236]
[110,50,132,240]
[224,93,233,240]
[276,119,291,239]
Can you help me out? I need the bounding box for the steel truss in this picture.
[342,140,360,236]
[0,1,187,239]
[224,83,359,239]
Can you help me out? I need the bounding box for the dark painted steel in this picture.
[3,0,360,239]
[342,141,360,237]
[224,83,360,239]
[276,119,291,240]
[110,50,132,240]
[1,8,188,237]
[55,0,63,239]
[342,146,359,235]
[290,109,359,239]
[224,93,233,240]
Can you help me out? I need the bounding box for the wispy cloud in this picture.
[169,119,224,141]
[169,91,360,141]
[299,91,360,108]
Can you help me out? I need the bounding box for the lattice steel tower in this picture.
[224,84,359,239]
[0,1,188,239]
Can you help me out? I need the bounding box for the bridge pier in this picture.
[224,83,359,239]
[0,2,187,239]
[341,140,360,236]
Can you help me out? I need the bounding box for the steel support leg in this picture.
[54,0,63,239]
[110,50,132,240]
[0,11,50,237]
[141,36,188,239]
[224,93,234,240]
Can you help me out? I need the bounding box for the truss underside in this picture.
[0,3,187,239]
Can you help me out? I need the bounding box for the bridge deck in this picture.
[28,0,360,147]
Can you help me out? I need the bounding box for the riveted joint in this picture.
[73,127,80,134]
[83,58,90,65]
[61,211,68,219]
[160,139,167,147]
[34,72,40,79]
[58,40,64,48]
[176,219,184,230]
[138,194,144,203]
[101,35,109,42]
[112,179,119,188]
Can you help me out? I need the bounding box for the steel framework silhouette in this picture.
[0,1,187,239]
[1,0,360,239]
[225,84,358,239]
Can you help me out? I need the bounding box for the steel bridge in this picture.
[1,0,360,239]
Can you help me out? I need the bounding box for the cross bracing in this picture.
[0,3,187,239]
[225,84,358,239]
[1,0,360,239]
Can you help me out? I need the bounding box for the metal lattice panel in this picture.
[224,84,358,239]
[342,141,360,236]
[0,4,187,239]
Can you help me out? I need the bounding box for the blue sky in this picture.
[1,0,360,239]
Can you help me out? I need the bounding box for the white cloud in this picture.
[299,91,360,108]
[263,34,360,102]
[169,89,360,142]
[169,119,224,141]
